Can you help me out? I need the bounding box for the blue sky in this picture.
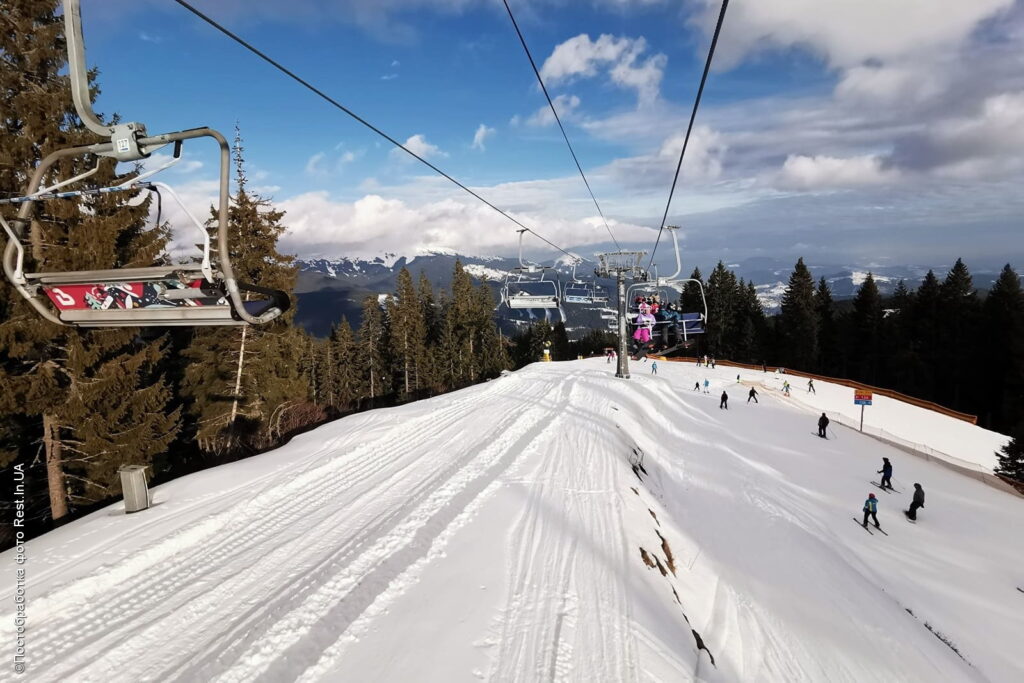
[78,0,1024,274]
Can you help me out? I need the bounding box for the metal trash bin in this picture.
[119,465,150,513]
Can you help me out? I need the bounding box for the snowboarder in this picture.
[651,361,658,375]
[808,378,816,394]
[906,483,925,520]
[720,391,728,410]
[703,378,710,394]
[862,493,880,529]
[748,387,759,403]
[693,381,700,391]
[877,457,894,490]
[817,412,829,438]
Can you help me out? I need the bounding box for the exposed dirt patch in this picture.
[648,509,660,525]
[630,487,639,496]
[691,629,716,666]
[671,587,681,604]
[654,555,668,577]
[640,547,656,569]
[656,530,676,575]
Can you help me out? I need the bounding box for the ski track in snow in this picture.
[490,374,637,682]
[14,375,536,683]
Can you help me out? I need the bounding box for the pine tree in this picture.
[814,277,839,374]
[358,295,391,404]
[387,267,428,399]
[470,279,509,378]
[937,258,980,409]
[680,267,705,313]
[910,270,942,398]
[850,273,884,383]
[0,0,179,521]
[994,427,1024,483]
[328,318,364,412]
[982,265,1024,430]
[779,258,818,370]
[705,262,738,357]
[551,322,571,360]
[179,130,302,454]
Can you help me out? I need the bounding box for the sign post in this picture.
[853,390,873,432]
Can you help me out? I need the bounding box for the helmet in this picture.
[868,493,876,498]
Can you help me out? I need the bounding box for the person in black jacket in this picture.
[817,412,829,438]
[720,391,728,410]
[906,483,925,520]
[748,387,759,403]
[877,457,893,489]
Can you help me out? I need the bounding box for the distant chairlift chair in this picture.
[0,0,289,327]
[500,229,562,311]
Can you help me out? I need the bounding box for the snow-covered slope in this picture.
[2,361,1022,682]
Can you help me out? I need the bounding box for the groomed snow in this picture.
[1,360,1022,682]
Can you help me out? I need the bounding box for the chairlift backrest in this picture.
[0,0,289,328]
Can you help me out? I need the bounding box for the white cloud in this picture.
[526,94,581,127]
[471,123,496,151]
[276,190,656,259]
[692,0,1015,69]
[138,153,203,175]
[305,152,326,176]
[390,134,447,161]
[540,34,666,105]
[774,154,898,191]
[391,59,401,67]
[381,73,398,80]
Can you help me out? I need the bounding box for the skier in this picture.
[808,378,816,394]
[862,493,880,529]
[782,381,791,396]
[877,457,893,490]
[720,390,728,410]
[748,387,759,403]
[651,361,658,375]
[736,374,741,383]
[906,483,925,521]
[703,378,710,394]
[817,412,829,438]
[693,381,700,391]
[711,357,716,369]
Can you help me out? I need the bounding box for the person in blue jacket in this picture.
[877,457,893,489]
[862,493,880,528]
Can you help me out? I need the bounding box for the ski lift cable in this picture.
[170,0,581,264]
[646,0,729,273]
[501,0,621,252]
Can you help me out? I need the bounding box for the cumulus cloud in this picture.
[540,34,667,105]
[774,154,898,191]
[276,190,656,259]
[391,134,447,161]
[526,94,581,127]
[692,0,1015,69]
[471,123,496,151]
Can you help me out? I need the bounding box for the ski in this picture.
[874,525,889,536]
[854,517,873,534]
[812,432,828,440]
[1017,587,1024,594]
[870,482,900,494]
[903,510,917,524]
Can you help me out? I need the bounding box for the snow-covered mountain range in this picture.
[292,252,1004,334]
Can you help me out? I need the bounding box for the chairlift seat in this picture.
[27,267,288,327]
[507,293,559,309]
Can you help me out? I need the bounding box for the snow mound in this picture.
[1,361,1021,682]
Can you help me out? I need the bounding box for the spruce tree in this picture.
[680,267,705,313]
[386,267,428,398]
[551,322,571,360]
[328,317,364,412]
[938,259,980,409]
[706,262,737,357]
[779,258,818,370]
[358,295,391,404]
[911,270,942,398]
[815,277,839,374]
[470,279,509,378]
[0,0,179,521]
[850,273,884,383]
[179,131,302,454]
[982,265,1024,430]
[994,427,1024,483]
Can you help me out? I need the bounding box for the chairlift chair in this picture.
[0,0,289,327]
[562,258,595,305]
[625,226,707,354]
[499,230,561,310]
